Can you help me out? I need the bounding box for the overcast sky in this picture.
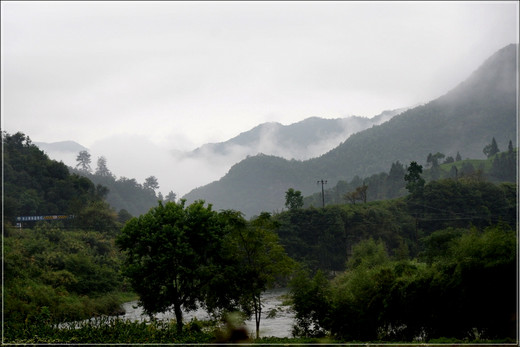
[2,1,518,196]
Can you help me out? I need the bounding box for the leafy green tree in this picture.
[285,188,304,210]
[404,161,425,196]
[224,212,294,339]
[117,200,227,333]
[290,269,331,338]
[483,137,500,157]
[75,150,92,172]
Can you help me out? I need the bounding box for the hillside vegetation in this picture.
[3,132,132,340]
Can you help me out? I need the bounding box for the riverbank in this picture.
[109,288,295,338]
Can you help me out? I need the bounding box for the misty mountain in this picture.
[183,44,518,217]
[34,140,88,167]
[186,109,406,161]
[34,140,88,154]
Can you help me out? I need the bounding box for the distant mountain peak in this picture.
[187,110,405,162]
[34,140,88,153]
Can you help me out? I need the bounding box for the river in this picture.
[116,288,296,338]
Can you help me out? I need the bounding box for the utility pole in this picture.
[317,179,327,208]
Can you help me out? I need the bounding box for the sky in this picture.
[2,1,518,197]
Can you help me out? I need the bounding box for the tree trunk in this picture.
[254,294,261,339]
[174,302,183,334]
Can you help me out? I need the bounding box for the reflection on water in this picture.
[117,288,295,338]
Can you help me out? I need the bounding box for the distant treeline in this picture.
[277,178,516,273]
[304,143,516,208]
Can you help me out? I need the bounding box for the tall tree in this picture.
[404,161,425,196]
[223,212,294,339]
[285,188,304,210]
[95,156,113,177]
[165,191,177,203]
[75,150,92,172]
[483,137,500,158]
[143,176,159,191]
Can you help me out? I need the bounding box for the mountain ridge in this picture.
[183,44,518,217]
[186,108,407,161]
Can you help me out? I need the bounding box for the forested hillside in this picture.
[3,131,132,339]
[3,132,116,229]
[304,145,517,207]
[183,44,517,217]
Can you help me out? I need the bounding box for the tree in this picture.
[427,152,445,167]
[285,188,304,210]
[290,269,330,338]
[404,161,425,196]
[165,191,177,203]
[224,212,294,339]
[455,151,462,162]
[75,150,92,172]
[95,156,113,177]
[483,137,500,158]
[143,176,159,191]
[116,200,227,333]
[426,153,433,168]
[344,184,368,204]
[344,190,359,204]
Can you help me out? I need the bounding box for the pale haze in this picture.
[2,1,518,197]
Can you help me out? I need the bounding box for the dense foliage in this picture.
[290,224,516,341]
[117,200,293,337]
[3,223,128,340]
[3,132,103,225]
[275,177,516,273]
